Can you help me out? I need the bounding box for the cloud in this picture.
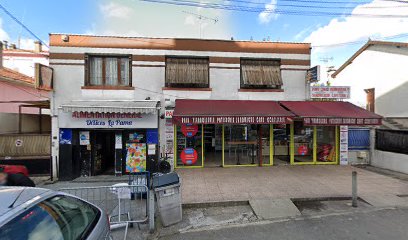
[19,38,49,51]
[294,24,320,41]
[0,17,46,51]
[184,15,196,26]
[304,0,408,48]
[100,2,133,19]
[258,0,278,24]
[0,18,10,42]
[95,0,234,39]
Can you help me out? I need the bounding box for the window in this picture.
[86,55,132,87]
[165,57,209,88]
[240,59,282,89]
[0,195,100,240]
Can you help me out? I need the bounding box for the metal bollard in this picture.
[148,189,155,233]
[352,171,358,207]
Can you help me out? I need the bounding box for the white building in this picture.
[332,40,408,174]
[49,34,381,180]
[332,40,408,123]
[2,41,49,78]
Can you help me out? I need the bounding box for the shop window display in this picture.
[176,124,203,167]
[273,124,290,164]
[293,121,314,163]
[224,124,259,166]
[259,125,271,165]
[316,126,337,162]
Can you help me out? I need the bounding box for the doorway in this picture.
[203,125,223,167]
[92,131,116,175]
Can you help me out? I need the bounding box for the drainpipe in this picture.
[0,42,3,69]
[364,88,375,113]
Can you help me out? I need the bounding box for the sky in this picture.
[1,0,408,83]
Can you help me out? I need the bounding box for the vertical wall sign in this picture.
[339,126,349,165]
[79,131,90,145]
[165,118,175,171]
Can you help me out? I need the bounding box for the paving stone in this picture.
[360,194,408,207]
[249,198,301,220]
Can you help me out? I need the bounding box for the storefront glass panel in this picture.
[203,125,223,167]
[175,124,203,168]
[260,124,272,166]
[316,126,337,164]
[273,124,291,165]
[223,124,260,166]
[292,121,314,164]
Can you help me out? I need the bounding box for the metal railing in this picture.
[59,184,152,239]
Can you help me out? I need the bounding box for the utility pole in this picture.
[182,11,218,38]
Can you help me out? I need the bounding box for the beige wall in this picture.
[0,113,51,134]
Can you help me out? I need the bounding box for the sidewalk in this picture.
[176,165,408,206]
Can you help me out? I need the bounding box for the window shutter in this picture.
[166,57,209,87]
[241,59,282,87]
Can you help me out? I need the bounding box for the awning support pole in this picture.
[313,126,317,164]
[39,107,42,134]
[222,125,225,167]
[270,124,273,166]
[259,125,263,166]
[18,105,22,134]
[290,123,294,165]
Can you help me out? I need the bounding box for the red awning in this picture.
[280,101,382,126]
[173,99,295,125]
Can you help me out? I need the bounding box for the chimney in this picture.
[2,40,8,49]
[0,42,3,68]
[364,88,375,112]
[34,41,42,53]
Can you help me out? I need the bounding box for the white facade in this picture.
[50,35,311,179]
[3,49,49,78]
[332,43,408,117]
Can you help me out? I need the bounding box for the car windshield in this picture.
[0,195,100,240]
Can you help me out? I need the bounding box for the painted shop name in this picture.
[86,119,133,127]
[72,111,142,119]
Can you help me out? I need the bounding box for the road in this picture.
[158,208,408,240]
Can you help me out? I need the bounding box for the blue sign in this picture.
[146,129,159,144]
[306,65,320,83]
[59,129,72,145]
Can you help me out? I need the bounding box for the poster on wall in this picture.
[125,143,147,173]
[339,126,348,165]
[79,131,90,145]
[181,124,198,137]
[165,119,175,171]
[115,134,122,149]
[59,129,72,145]
[180,148,198,165]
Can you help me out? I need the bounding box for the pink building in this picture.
[0,42,50,133]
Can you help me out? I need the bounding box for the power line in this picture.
[140,0,408,18]
[228,0,408,9]
[312,32,408,48]
[0,3,48,48]
[231,0,408,5]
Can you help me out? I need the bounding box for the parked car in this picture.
[0,187,112,240]
[0,164,29,176]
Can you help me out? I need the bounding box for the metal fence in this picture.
[0,134,50,157]
[59,184,151,239]
[375,129,408,154]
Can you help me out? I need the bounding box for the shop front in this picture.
[171,100,382,168]
[57,101,159,180]
[171,100,295,168]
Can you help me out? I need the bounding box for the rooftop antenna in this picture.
[182,10,218,38]
[18,8,27,49]
[319,56,334,85]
